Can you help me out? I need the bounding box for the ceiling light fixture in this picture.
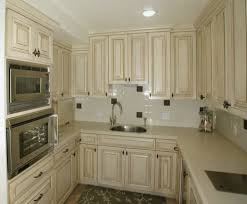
[143,9,156,17]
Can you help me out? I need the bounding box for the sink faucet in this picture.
[110,102,123,127]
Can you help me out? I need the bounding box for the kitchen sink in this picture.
[110,125,147,133]
[205,170,247,195]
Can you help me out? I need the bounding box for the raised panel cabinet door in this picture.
[72,52,89,96]
[71,149,79,188]
[186,176,202,204]
[128,33,148,84]
[80,144,97,184]
[155,151,177,196]
[98,146,125,187]
[233,0,247,110]
[6,10,34,61]
[61,50,71,97]
[125,149,155,192]
[109,35,128,84]
[55,157,72,204]
[171,32,196,98]
[149,32,171,99]
[51,46,62,97]
[89,36,108,96]
[35,25,53,65]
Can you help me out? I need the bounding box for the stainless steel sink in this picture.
[110,125,147,133]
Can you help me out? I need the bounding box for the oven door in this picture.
[10,69,49,103]
[8,116,53,176]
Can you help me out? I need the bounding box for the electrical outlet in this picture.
[111,98,117,104]
[137,86,143,92]
[136,112,143,118]
[76,103,82,109]
[164,100,170,106]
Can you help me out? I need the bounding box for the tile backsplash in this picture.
[216,109,247,152]
[75,85,202,128]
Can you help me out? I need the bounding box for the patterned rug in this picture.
[78,185,166,204]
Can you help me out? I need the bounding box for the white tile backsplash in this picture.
[75,85,202,128]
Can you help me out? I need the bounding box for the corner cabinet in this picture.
[149,32,171,99]
[6,9,53,65]
[171,32,196,99]
[89,36,109,97]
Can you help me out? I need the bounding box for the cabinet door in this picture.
[80,144,97,184]
[55,157,72,204]
[61,50,71,97]
[149,32,170,99]
[125,149,154,192]
[155,151,177,196]
[51,46,61,97]
[186,176,202,204]
[71,148,79,189]
[128,33,148,84]
[98,146,125,187]
[171,32,196,98]
[35,25,53,65]
[233,0,247,110]
[72,52,89,96]
[89,36,108,96]
[6,10,34,61]
[109,35,128,84]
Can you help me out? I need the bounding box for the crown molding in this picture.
[6,0,59,30]
[72,44,89,53]
[54,41,72,51]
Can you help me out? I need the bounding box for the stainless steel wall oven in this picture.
[6,109,58,179]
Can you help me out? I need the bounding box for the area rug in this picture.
[78,185,166,204]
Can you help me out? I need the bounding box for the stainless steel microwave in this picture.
[8,64,50,113]
[6,108,58,179]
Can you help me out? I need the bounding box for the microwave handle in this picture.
[50,114,58,145]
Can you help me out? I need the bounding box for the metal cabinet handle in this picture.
[73,152,76,157]
[94,148,97,152]
[37,49,41,57]
[88,92,90,96]
[172,93,174,98]
[200,94,205,100]
[34,194,43,202]
[33,49,37,56]
[105,92,108,97]
[34,172,43,179]
[63,148,69,153]
[149,93,152,98]
[157,154,159,159]
[122,151,124,155]
[174,146,179,152]
[128,77,130,82]
[126,151,128,156]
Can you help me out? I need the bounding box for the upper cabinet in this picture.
[128,33,149,84]
[89,36,109,97]
[109,35,128,84]
[149,32,171,99]
[171,32,196,99]
[6,9,53,65]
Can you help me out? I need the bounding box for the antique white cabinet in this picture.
[186,175,202,204]
[171,32,196,99]
[89,36,109,97]
[109,35,128,84]
[149,32,171,99]
[80,144,98,184]
[6,9,53,65]
[72,50,89,96]
[128,33,149,84]
[61,49,71,98]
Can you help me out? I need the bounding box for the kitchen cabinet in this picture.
[196,30,204,100]
[72,51,89,96]
[109,35,128,84]
[186,175,202,204]
[149,32,171,99]
[71,148,80,189]
[80,144,98,184]
[125,149,155,192]
[171,32,196,99]
[128,33,149,84]
[61,49,71,98]
[155,151,177,196]
[89,36,109,97]
[98,146,125,187]
[6,9,53,65]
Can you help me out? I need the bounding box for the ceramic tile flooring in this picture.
[65,185,176,204]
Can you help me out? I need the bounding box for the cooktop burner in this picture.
[205,171,247,195]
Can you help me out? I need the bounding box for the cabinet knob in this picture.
[149,93,152,98]
[73,152,76,157]
[105,92,108,97]
[37,49,41,57]
[88,92,90,96]
[128,77,131,82]
[172,93,174,98]
[34,194,43,202]
[174,146,179,152]
[33,49,37,56]
[122,151,124,155]
[94,148,97,152]
[223,101,231,109]
[126,151,128,156]
[200,94,205,100]
[63,148,69,153]
[157,154,159,159]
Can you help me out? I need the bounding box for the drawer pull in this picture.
[174,146,179,152]
[122,151,124,155]
[34,172,43,179]
[94,148,97,152]
[73,152,76,157]
[63,148,69,153]
[157,154,159,159]
[34,193,43,202]
[126,151,128,156]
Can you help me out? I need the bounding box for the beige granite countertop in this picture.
[178,133,247,204]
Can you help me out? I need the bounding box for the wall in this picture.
[216,109,247,153]
[75,85,202,128]
[0,0,8,203]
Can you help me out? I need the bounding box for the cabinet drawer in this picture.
[9,156,53,203]
[81,133,97,145]
[14,175,54,204]
[98,135,155,150]
[156,139,177,152]
[55,141,75,163]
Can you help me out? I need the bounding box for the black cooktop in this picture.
[206,171,247,195]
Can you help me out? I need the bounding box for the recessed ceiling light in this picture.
[143,10,156,17]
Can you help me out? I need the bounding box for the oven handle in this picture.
[50,114,58,145]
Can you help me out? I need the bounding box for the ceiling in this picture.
[24,0,209,44]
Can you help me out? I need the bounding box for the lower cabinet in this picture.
[155,151,177,196]
[71,148,79,189]
[80,144,98,184]
[186,175,202,204]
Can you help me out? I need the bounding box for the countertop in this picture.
[178,133,247,204]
